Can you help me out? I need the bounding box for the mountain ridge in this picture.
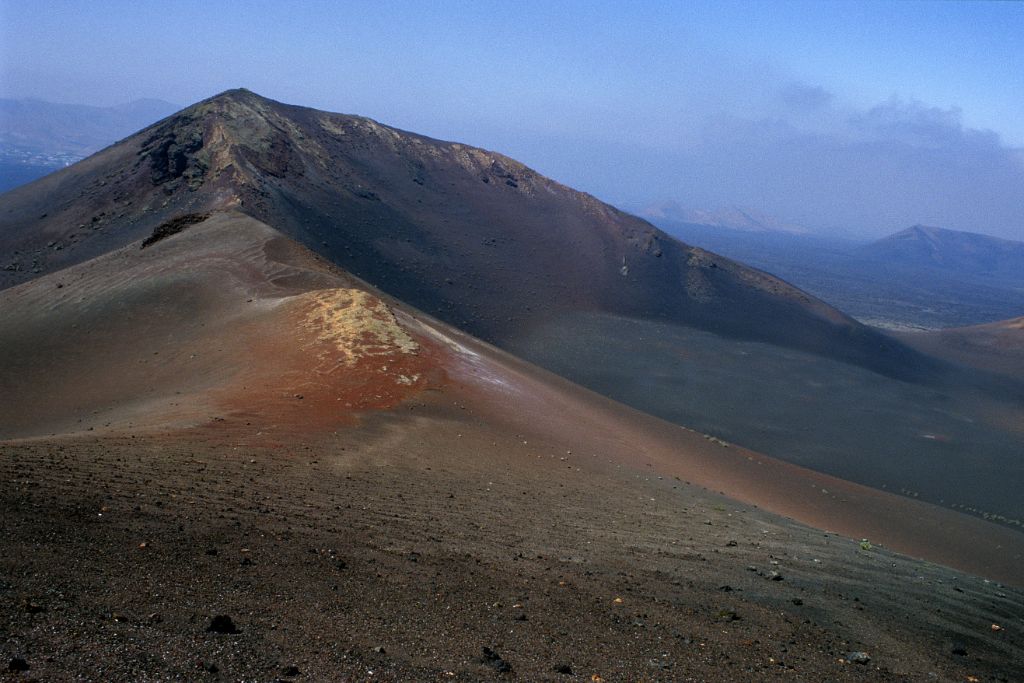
[864,224,1024,280]
[0,88,934,379]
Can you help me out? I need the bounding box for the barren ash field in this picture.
[3,417,1023,682]
[1,91,1023,681]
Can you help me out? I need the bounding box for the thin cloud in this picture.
[628,85,1024,240]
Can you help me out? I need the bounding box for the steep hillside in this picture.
[0,211,440,440]
[2,210,1022,586]
[0,89,932,379]
[3,155,1024,678]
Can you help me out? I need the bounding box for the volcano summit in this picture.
[1,89,932,378]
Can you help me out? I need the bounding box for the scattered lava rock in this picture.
[8,657,29,672]
[846,651,871,664]
[206,614,241,634]
[22,600,44,614]
[280,664,301,676]
[481,646,513,673]
[717,609,740,622]
[554,663,573,675]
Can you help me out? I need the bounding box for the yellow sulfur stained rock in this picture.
[299,288,418,366]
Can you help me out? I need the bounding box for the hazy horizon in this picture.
[1,0,1021,240]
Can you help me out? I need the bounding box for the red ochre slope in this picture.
[1,211,1022,587]
[0,211,436,439]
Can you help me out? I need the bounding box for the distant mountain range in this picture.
[649,219,1024,330]
[637,201,809,234]
[0,97,179,193]
[0,97,180,155]
[862,224,1024,280]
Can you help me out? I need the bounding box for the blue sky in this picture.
[1,0,1022,238]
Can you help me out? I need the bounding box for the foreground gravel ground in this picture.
[2,410,1022,682]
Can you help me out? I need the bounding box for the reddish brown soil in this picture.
[3,402,1022,681]
[208,289,443,436]
[2,214,1022,681]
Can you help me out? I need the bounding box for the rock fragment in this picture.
[206,614,241,634]
[481,646,512,673]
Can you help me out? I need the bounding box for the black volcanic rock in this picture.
[481,646,513,673]
[0,88,937,379]
[140,213,209,248]
[206,614,241,634]
[7,657,29,672]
